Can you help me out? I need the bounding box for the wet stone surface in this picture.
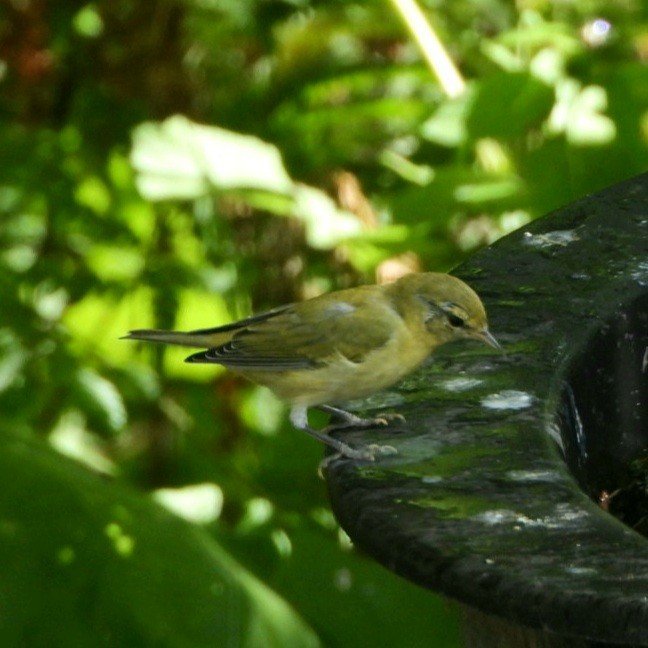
[323,173,648,645]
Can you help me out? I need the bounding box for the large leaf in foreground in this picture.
[0,432,319,648]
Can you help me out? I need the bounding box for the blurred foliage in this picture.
[0,0,647,645]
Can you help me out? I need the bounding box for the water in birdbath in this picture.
[560,290,648,533]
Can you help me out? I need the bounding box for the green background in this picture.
[1,0,647,645]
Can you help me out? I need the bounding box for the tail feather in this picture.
[123,305,294,350]
[122,329,230,348]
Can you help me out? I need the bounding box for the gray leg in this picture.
[289,406,398,461]
[318,405,405,429]
[317,405,372,427]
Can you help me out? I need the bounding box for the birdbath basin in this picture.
[324,172,648,646]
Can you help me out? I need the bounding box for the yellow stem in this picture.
[387,0,465,98]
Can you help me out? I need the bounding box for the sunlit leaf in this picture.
[0,329,26,393]
[49,410,116,474]
[292,184,363,249]
[86,245,145,282]
[421,94,472,147]
[75,176,112,215]
[75,368,127,432]
[453,177,523,203]
[549,82,616,146]
[64,287,155,362]
[162,288,229,380]
[131,117,364,250]
[131,116,294,201]
[240,385,285,435]
[153,483,224,525]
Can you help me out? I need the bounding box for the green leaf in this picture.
[292,184,363,249]
[131,115,294,201]
[549,81,616,146]
[75,368,127,432]
[466,72,554,139]
[0,432,321,648]
[421,93,473,147]
[131,117,365,251]
[74,176,112,215]
[63,288,155,363]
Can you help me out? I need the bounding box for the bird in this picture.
[123,272,499,461]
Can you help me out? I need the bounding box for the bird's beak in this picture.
[476,329,502,351]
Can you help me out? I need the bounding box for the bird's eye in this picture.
[446,313,465,328]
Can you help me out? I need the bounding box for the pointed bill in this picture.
[477,328,502,351]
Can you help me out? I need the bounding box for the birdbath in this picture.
[323,172,648,647]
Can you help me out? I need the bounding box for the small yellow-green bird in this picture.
[124,272,499,460]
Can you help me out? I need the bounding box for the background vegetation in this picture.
[1,0,647,645]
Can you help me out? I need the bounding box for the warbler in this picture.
[124,272,499,460]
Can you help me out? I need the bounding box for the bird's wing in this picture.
[186,293,400,371]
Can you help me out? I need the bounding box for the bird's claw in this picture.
[333,441,398,461]
[318,442,399,475]
[365,443,398,457]
[327,412,405,431]
[374,413,406,426]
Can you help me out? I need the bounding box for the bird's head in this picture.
[391,272,501,350]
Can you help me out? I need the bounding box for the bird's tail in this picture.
[122,328,229,348]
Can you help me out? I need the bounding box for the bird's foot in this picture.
[369,412,406,427]
[365,443,399,457]
[318,442,398,476]
[289,404,401,469]
[318,405,405,430]
[306,423,398,461]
